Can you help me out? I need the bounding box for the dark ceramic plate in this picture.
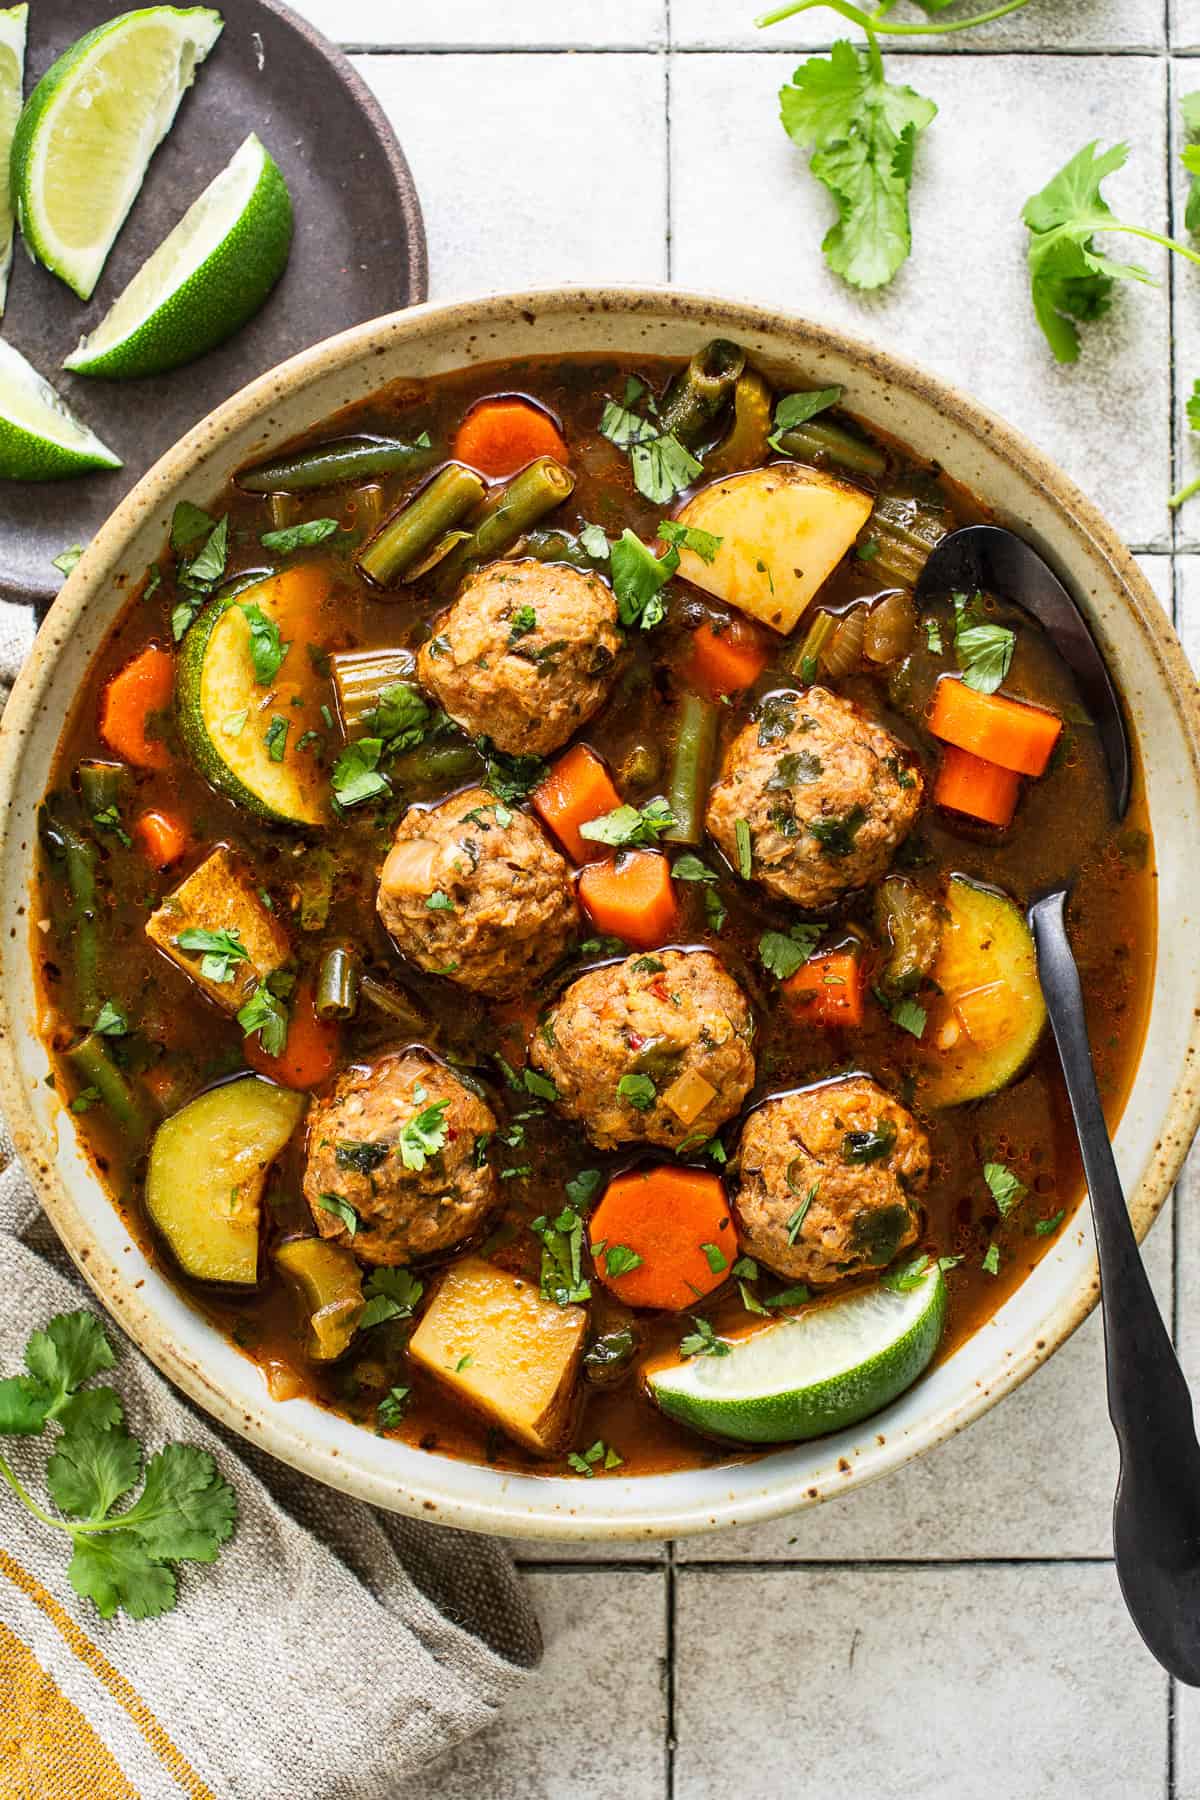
[1,0,427,603]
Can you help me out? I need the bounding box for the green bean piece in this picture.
[238,435,438,495]
[268,492,300,533]
[658,340,746,448]
[705,368,774,476]
[360,974,430,1038]
[63,1033,156,1144]
[314,943,363,1021]
[431,457,576,594]
[789,610,836,682]
[40,808,100,1020]
[356,464,487,589]
[664,693,720,845]
[352,482,386,537]
[775,417,887,479]
[391,740,483,791]
[868,493,949,588]
[77,759,128,816]
[516,527,607,573]
[330,647,418,734]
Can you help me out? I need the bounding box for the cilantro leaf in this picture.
[1184,91,1200,235]
[398,1099,450,1171]
[609,528,676,631]
[580,796,677,847]
[476,737,547,804]
[672,852,718,884]
[983,1160,1027,1217]
[952,591,1015,694]
[658,519,722,563]
[25,1312,115,1410]
[119,1445,237,1562]
[617,1072,657,1112]
[599,399,702,504]
[360,1267,424,1331]
[1170,376,1200,511]
[171,501,216,553]
[331,737,390,810]
[758,922,824,980]
[93,999,128,1036]
[260,518,340,554]
[1021,140,1196,363]
[363,681,432,749]
[174,926,249,985]
[0,1376,56,1435]
[47,1424,142,1519]
[52,544,85,578]
[603,1244,644,1279]
[679,1316,730,1359]
[236,982,289,1058]
[317,1193,358,1236]
[531,1205,591,1306]
[68,1532,177,1621]
[779,41,936,290]
[769,386,842,449]
[239,601,288,684]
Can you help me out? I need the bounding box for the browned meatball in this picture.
[416,559,622,756]
[530,949,755,1151]
[734,1077,929,1286]
[706,687,922,910]
[303,1050,497,1266]
[377,786,578,996]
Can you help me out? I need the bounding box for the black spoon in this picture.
[916,524,1200,1685]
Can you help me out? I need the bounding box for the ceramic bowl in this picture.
[2,289,1198,1540]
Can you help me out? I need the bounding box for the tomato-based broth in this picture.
[34,347,1155,1478]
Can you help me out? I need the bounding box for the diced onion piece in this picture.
[661,1067,718,1126]
[380,837,440,895]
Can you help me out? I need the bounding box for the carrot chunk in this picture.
[783,949,864,1028]
[134,809,189,869]
[589,1166,735,1311]
[532,744,622,863]
[934,744,1021,828]
[928,676,1061,776]
[578,850,678,949]
[244,976,340,1091]
[686,617,769,698]
[452,398,569,479]
[98,645,175,770]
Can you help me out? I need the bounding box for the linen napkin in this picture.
[0,600,542,1800]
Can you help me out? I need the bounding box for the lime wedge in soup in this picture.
[646,1260,947,1444]
[11,5,224,300]
[66,133,293,379]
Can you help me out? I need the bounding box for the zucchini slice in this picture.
[177,566,331,826]
[273,1237,365,1361]
[918,877,1046,1107]
[146,1077,306,1284]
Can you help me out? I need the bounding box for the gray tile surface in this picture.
[291,0,667,48]
[679,0,1165,51]
[353,53,669,294]
[670,49,1173,549]
[396,1570,668,1798]
[674,1565,1168,1799]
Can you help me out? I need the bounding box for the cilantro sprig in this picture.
[1023,140,1200,364]
[0,1311,236,1620]
[778,38,936,291]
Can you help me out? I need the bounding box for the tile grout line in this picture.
[511,1554,1120,1571]
[665,1538,677,1799]
[341,44,1171,58]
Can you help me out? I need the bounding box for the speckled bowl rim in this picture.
[1,287,1198,1541]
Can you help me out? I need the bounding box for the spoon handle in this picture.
[1029,891,1200,1538]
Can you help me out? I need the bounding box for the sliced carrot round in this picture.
[98,644,175,770]
[589,1165,735,1311]
[452,398,569,480]
[686,617,769,698]
[244,977,340,1091]
[577,850,678,949]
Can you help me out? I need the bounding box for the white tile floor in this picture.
[27,3,1200,1793]
[309,8,1200,1789]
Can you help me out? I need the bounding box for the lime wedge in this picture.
[66,134,292,379]
[11,6,224,301]
[0,5,28,315]
[0,339,121,479]
[646,1261,947,1444]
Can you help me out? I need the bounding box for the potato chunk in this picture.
[146,845,290,1012]
[409,1257,586,1455]
[673,461,873,633]
[146,1077,305,1284]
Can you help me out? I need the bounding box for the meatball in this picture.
[377,786,578,996]
[416,559,623,756]
[530,949,755,1151]
[303,1050,497,1266]
[734,1077,929,1286]
[706,686,923,910]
